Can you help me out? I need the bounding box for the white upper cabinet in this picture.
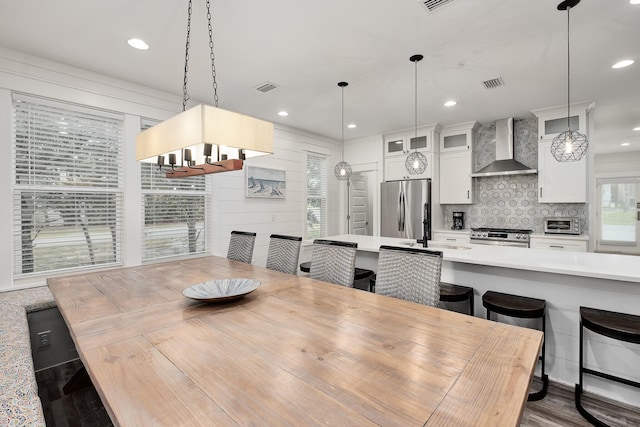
[384,152,434,180]
[531,102,593,140]
[537,138,587,203]
[532,103,592,204]
[439,122,479,204]
[439,121,479,153]
[383,124,440,181]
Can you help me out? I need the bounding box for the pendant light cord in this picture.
[566,5,571,129]
[182,0,219,112]
[341,84,345,161]
[414,58,418,139]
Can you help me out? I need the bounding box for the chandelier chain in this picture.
[182,0,193,112]
[206,0,219,107]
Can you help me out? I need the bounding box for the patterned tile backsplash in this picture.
[442,118,589,234]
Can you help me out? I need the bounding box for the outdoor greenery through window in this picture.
[12,95,123,276]
[140,120,207,261]
[599,180,638,243]
[306,153,327,239]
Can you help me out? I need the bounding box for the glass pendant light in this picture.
[550,0,588,162]
[406,54,428,175]
[334,81,352,180]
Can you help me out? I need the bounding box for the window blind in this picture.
[12,95,124,276]
[140,119,208,261]
[306,153,327,239]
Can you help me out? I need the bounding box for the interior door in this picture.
[350,173,369,235]
[595,178,640,255]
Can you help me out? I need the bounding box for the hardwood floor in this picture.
[37,360,639,426]
[36,360,113,427]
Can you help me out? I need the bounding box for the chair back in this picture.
[227,231,256,264]
[375,245,443,307]
[266,234,302,275]
[309,239,357,287]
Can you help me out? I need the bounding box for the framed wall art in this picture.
[245,166,286,199]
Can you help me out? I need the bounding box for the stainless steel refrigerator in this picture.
[380,179,431,241]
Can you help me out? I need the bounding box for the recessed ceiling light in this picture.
[612,59,634,69]
[631,0,640,5]
[347,124,356,129]
[621,142,631,146]
[127,38,149,50]
[444,100,457,107]
[277,111,288,117]
[633,126,640,131]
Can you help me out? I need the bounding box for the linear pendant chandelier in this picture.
[136,0,273,178]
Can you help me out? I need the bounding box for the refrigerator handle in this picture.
[397,188,402,231]
[400,191,406,231]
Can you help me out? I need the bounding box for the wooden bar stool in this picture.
[575,306,640,427]
[439,282,474,316]
[482,290,548,401]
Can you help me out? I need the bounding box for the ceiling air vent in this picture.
[254,82,278,93]
[482,77,505,89]
[419,0,457,13]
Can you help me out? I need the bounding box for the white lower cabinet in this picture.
[530,235,588,252]
[432,231,470,244]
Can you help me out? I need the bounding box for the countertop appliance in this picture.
[470,227,532,248]
[544,216,581,235]
[381,179,431,242]
[452,211,465,230]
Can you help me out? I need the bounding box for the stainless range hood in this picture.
[470,118,537,177]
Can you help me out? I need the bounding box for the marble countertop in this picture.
[305,234,639,283]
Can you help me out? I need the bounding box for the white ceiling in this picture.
[1,0,639,154]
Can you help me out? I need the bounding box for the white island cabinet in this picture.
[301,234,640,407]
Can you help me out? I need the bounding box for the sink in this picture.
[397,241,471,250]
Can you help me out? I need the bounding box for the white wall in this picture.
[594,152,640,178]
[0,47,341,291]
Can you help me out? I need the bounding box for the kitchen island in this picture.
[302,234,640,407]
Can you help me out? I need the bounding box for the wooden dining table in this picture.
[47,255,543,426]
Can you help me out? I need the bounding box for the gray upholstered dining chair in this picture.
[309,239,358,288]
[226,231,256,264]
[374,245,443,307]
[266,234,302,275]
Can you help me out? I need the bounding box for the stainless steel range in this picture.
[470,227,532,248]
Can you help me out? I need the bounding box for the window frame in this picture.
[12,94,124,277]
[306,152,328,240]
